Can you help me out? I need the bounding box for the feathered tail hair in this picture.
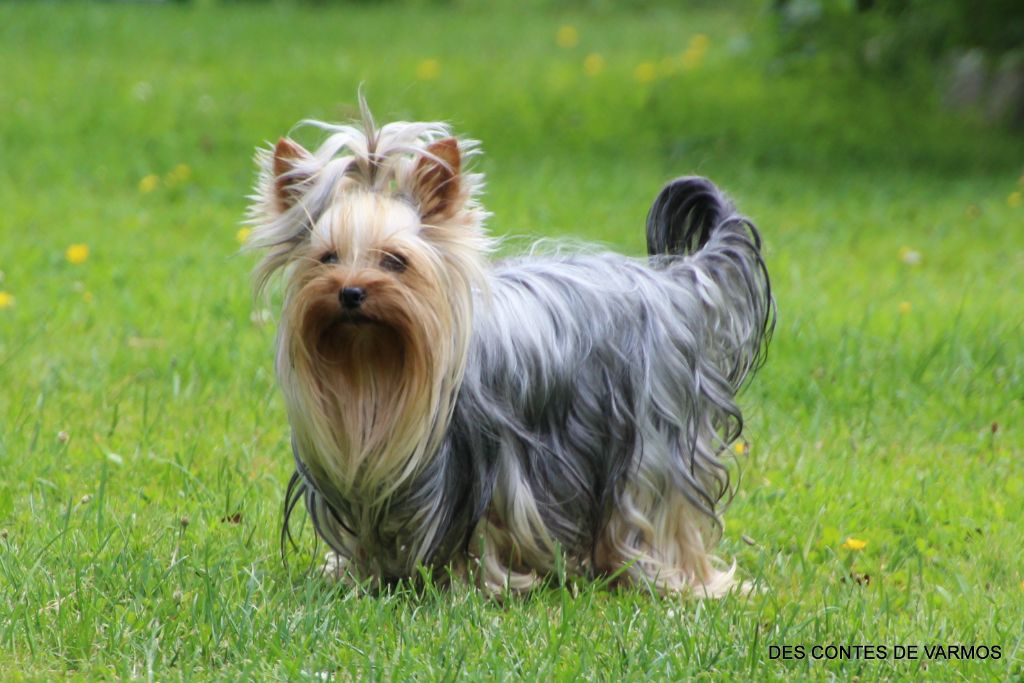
[646,175,774,390]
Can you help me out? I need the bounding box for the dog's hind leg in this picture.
[596,483,741,597]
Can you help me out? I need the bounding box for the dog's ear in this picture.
[414,138,462,220]
[272,137,313,212]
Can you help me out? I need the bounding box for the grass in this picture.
[1,2,1022,680]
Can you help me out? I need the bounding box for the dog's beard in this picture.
[278,271,469,508]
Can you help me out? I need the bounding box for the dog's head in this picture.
[247,103,491,489]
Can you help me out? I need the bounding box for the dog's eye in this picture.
[319,252,339,265]
[380,251,408,273]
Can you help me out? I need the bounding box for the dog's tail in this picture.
[646,176,774,393]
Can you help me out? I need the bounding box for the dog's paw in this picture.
[321,551,350,581]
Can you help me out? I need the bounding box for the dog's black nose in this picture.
[340,286,367,309]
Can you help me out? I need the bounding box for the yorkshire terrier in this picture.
[247,100,773,597]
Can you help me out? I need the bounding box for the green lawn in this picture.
[1,3,1022,680]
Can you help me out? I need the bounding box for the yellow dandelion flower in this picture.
[633,62,657,84]
[583,53,605,77]
[416,58,441,81]
[898,301,912,315]
[65,244,90,265]
[236,227,252,245]
[1008,191,1022,208]
[841,537,867,551]
[732,441,749,455]
[165,163,192,187]
[681,33,710,71]
[0,291,14,309]
[139,174,160,194]
[556,25,578,49]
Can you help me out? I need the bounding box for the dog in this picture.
[247,100,773,597]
